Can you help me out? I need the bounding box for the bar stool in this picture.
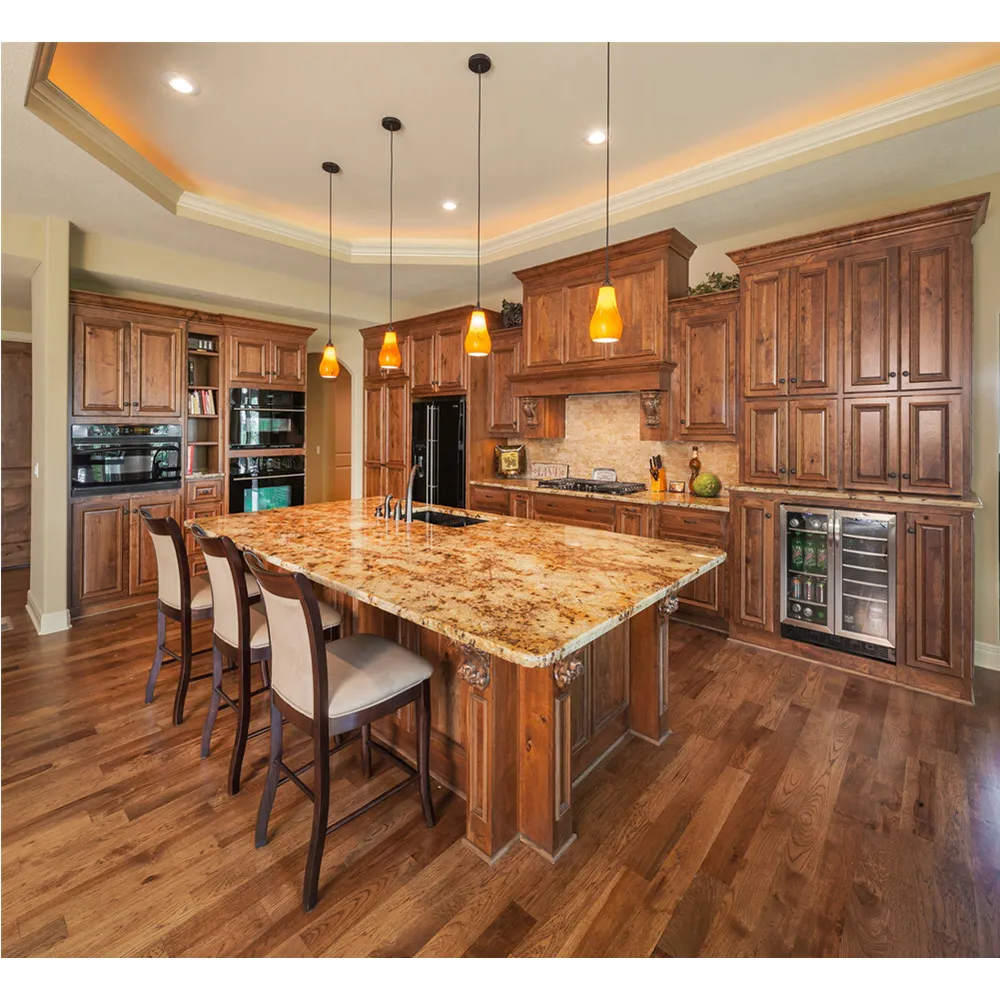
[192,526,343,795]
[141,510,216,725]
[246,551,435,912]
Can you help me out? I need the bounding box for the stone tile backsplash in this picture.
[508,393,739,489]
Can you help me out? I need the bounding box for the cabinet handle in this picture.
[779,378,786,384]
[888,472,897,479]
[789,377,797,383]
[901,370,909,377]
[889,371,897,378]
[901,473,910,480]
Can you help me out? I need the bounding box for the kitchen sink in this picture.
[410,509,486,528]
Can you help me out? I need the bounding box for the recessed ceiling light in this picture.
[442,200,457,211]
[161,72,200,96]
[586,129,607,145]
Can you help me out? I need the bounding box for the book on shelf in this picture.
[187,388,216,415]
[186,445,195,476]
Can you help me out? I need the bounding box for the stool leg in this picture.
[303,728,331,912]
[255,699,283,848]
[200,646,223,758]
[260,657,270,689]
[172,610,193,725]
[361,724,372,779]
[145,611,166,705]
[417,679,435,828]
[228,655,252,795]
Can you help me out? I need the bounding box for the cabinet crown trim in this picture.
[726,193,990,267]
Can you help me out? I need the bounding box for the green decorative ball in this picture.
[691,472,722,497]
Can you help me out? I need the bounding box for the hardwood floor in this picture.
[2,566,998,958]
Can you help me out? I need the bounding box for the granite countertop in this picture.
[727,484,983,510]
[470,479,730,512]
[188,499,726,669]
[185,472,226,480]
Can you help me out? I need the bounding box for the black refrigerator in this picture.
[411,396,466,509]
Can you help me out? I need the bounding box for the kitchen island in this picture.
[190,498,725,862]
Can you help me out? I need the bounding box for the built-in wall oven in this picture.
[70,424,182,496]
[229,389,306,450]
[779,504,896,663]
[228,455,305,513]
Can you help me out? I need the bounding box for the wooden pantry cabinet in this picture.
[363,378,410,499]
[742,398,839,489]
[728,493,776,633]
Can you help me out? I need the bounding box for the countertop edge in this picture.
[469,479,731,511]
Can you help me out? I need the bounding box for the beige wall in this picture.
[688,172,1000,658]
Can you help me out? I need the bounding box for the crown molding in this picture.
[26,47,1000,266]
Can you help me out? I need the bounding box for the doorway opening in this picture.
[305,354,352,504]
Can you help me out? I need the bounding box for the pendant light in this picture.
[318,160,341,378]
[589,42,623,344]
[465,53,492,358]
[378,116,403,370]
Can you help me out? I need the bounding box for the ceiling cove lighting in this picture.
[465,52,493,359]
[160,72,199,96]
[589,43,623,345]
[318,161,341,379]
[378,116,403,371]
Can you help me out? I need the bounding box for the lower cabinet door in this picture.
[731,496,775,631]
[363,462,384,499]
[678,566,724,618]
[903,511,966,677]
[129,493,182,597]
[71,499,129,608]
[614,504,650,537]
[511,492,531,519]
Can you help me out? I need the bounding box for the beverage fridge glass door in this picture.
[780,505,834,634]
[834,511,896,648]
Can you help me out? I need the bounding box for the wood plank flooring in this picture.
[2,567,998,957]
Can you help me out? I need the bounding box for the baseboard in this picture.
[975,641,1000,671]
[25,591,72,636]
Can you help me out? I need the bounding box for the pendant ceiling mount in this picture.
[321,161,341,175]
[381,116,402,133]
[464,51,493,358]
[468,53,492,75]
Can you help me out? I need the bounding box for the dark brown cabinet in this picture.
[410,323,468,395]
[655,507,727,622]
[128,493,182,597]
[229,330,306,389]
[742,400,786,486]
[486,330,521,436]
[842,396,899,491]
[363,379,410,498]
[730,494,775,632]
[669,290,738,441]
[788,398,839,488]
[902,510,966,678]
[742,269,787,396]
[843,245,898,393]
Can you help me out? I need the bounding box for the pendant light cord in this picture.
[476,68,482,308]
[605,41,611,285]
[327,168,334,345]
[389,128,394,328]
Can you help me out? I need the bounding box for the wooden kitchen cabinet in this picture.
[71,498,129,608]
[788,398,838,488]
[655,507,727,622]
[510,491,531,519]
[131,323,182,417]
[669,290,738,440]
[843,245,898,393]
[741,269,787,396]
[742,400,787,486]
[270,337,306,389]
[729,494,775,632]
[529,494,616,531]
[128,492,182,596]
[468,484,511,515]
[486,329,521,436]
[408,321,472,395]
[184,497,224,576]
[229,330,307,389]
[363,378,410,498]
[902,510,967,679]
[615,504,651,537]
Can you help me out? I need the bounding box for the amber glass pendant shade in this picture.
[379,328,402,369]
[318,342,340,378]
[589,283,623,343]
[464,309,492,357]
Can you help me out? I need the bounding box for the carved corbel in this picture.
[520,397,540,430]
[640,390,663,430]
[458,646,491,691]
[658,595,680,619]
[553,657,584,689]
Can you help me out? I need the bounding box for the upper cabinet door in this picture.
[435,325,467,392]
[608,258,663,361]
[741,400,787,486]
[788,398,838,489]
[487,334,521,436]
[270,339,306,389]
[900,392,963,496]
[843,395,899,492]
[230,331,271,386]
[844,246,899,393]
[363,384,385,465]
[789,261,839,394]
[383,380,410,469]
[523,286,564,369]
[563,279,604,365]
[409,328,437,393]
[674,296,737,440]
[899,235,964,391]
[131,323,182,417]
[742,269,788,396]
[72,313,131,417]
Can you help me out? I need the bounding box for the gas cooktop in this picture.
[536,477,646,496]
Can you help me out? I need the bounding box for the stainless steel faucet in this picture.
[405,456,424,523]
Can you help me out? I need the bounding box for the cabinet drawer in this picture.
[655,508,727,545]
[184,499,223,575]
[531,494,616,530]
[186,478,224,503]
[468,485,511,515]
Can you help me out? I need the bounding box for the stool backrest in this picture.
[140,510,191,612]
[245,551,328,722]
[192,525,253,649]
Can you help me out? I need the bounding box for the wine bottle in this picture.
[688,446,701,492]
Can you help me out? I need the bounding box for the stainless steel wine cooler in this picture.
[779,505,896,663]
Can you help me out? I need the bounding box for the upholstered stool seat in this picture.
[248,552,436,913]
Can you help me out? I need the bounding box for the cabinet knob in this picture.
[679,419,686,425]
[779,467,786,474]
[902,370,909,377]
[901,473,910,480]
[765,512,772,519]
[779,378,786,384]
[906,527,916,534]
[132,401,139,407]
[790,468,797,475]
[888,472,897,479]
[789,377,797,383]
[889,371,897,378]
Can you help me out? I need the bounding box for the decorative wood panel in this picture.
[486,332,521,435]
[843,247,898,393]
[131,323,181,417]
[384,380,410,470]
[608,259,662,361]
[900,393,962,496]
[742,400,786,486]
[363,385,384,467]
[742,270,787,396]
[409,328,437,393]
[731,495,775,632]
[524,286,564,369]
[72,314,130,417]
[436,325,467,392]
[788,398,838,489]
[677,566,724,618]
[789,260,838,393]
[563,280,603,365]
[843,396,899,492]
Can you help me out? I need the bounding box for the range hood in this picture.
[509,358,676,397]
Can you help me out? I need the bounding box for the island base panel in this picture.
[628,601,672,745]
